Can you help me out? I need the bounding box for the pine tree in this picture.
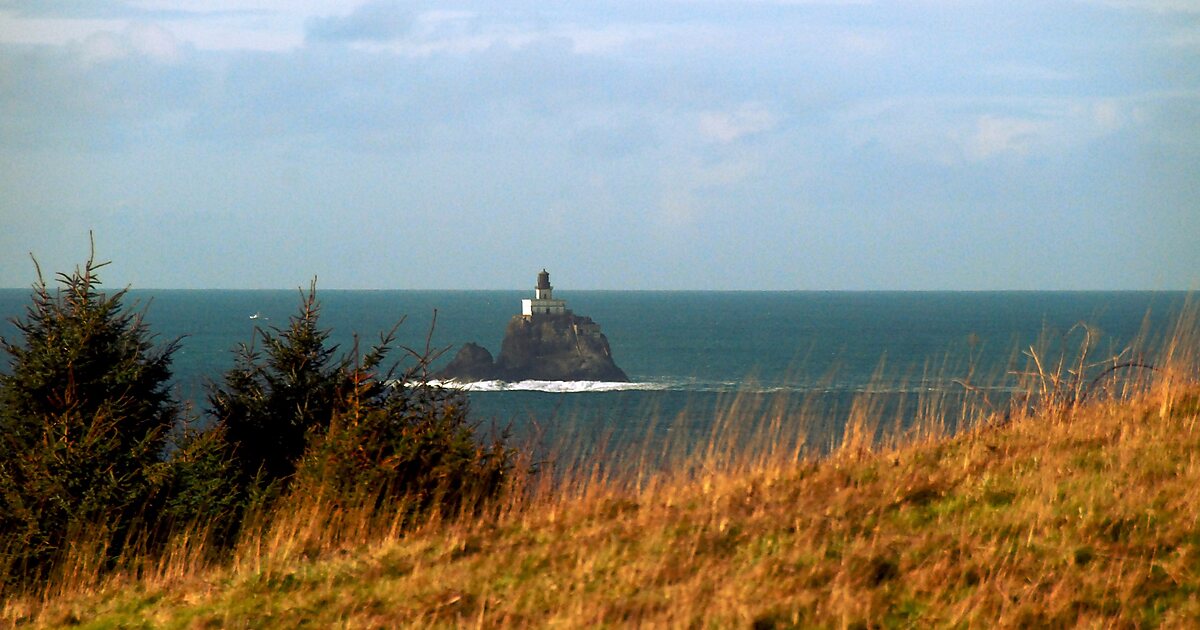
[207,280,356,495]
[208,282,517,521]
[0,250,181,584]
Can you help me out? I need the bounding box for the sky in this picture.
[1,1,1198,290]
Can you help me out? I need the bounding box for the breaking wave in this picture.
[415,378,1021,396]
[426,379,670,393]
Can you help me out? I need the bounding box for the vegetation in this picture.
[5,329,1198,627]
[0,254,182,587]
[0,253,518,595]
[1,252,1197,627]
[204,281,517,545]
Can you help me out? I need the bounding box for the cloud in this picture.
[1085,0,1200,13]
[1168,25,1200,49]
[77,22,183,64]
[0,3,311,51]
[838,97,1138,165]
[657,154,760,226]
[697,103,777,143]
[0,1,157,19]
[1091,99,1123,131]
[982,63,1075,82]
[962,115,1046,160]
[305,1,416,43]
[2,0,1198,290]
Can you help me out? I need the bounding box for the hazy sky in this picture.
[1,1,1197,290]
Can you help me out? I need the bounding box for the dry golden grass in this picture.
[5,308,1200,628]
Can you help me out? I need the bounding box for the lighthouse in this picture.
[436,268,628,382]
[522,269,568,317]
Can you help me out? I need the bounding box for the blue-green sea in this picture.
[0,289,1189,459]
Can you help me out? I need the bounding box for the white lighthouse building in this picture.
[522,269,568,317]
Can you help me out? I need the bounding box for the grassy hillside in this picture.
[5,323,1200,627]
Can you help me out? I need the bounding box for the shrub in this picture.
[155,419,242,546]
[0,253,180,586]
[0,254,519,589]
[208,282,517,525]
[206,281,351,499]
[294,364,516,522]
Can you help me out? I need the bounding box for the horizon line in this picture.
[0,286,1194,293]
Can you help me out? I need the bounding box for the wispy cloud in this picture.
[962,115,1047,161]
[76,22,183,65]
[697,103,778,143]
[305,1,416,43]
[0,2,318,50]
[837,96,1137,165]
[1084,0,1200,13]
[982,63,1075,82]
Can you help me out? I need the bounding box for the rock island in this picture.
[436,270,628,382]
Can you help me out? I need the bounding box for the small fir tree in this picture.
[294,346,515,522]
[208,282,516,523]
[0,251,181,585]
[207,281,358,497]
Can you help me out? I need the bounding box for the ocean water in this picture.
[0,289,1188,460]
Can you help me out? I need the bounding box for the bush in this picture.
[0,257,518,587]
[208,282,517,526]
[295,366,515,522]
[155,419,242,546]
[207,281,352,499]
[0,253,180,586]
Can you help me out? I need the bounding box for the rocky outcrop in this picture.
[435,342,497,381]
[436,312,628,382]
[496,313,628,381]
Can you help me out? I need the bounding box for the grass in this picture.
[5,312,1200,628]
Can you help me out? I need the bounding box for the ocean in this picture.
[0,289,1188,462]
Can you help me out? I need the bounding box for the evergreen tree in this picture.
[208,282,516,520]
[0,251,180,584]
[294,345,515,520]
[207,281,357,496]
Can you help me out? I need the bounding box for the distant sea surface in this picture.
[0,289,1189,456]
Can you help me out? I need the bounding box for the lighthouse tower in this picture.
[522,269,568,317]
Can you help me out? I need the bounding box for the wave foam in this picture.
[427,379,667,393]
[412,379,1017,395]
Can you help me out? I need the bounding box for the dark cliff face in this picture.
[435,312,628,382]
[496,313,628,382]
[435,342,497,381]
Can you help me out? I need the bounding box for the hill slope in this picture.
[11,383,1200,628]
